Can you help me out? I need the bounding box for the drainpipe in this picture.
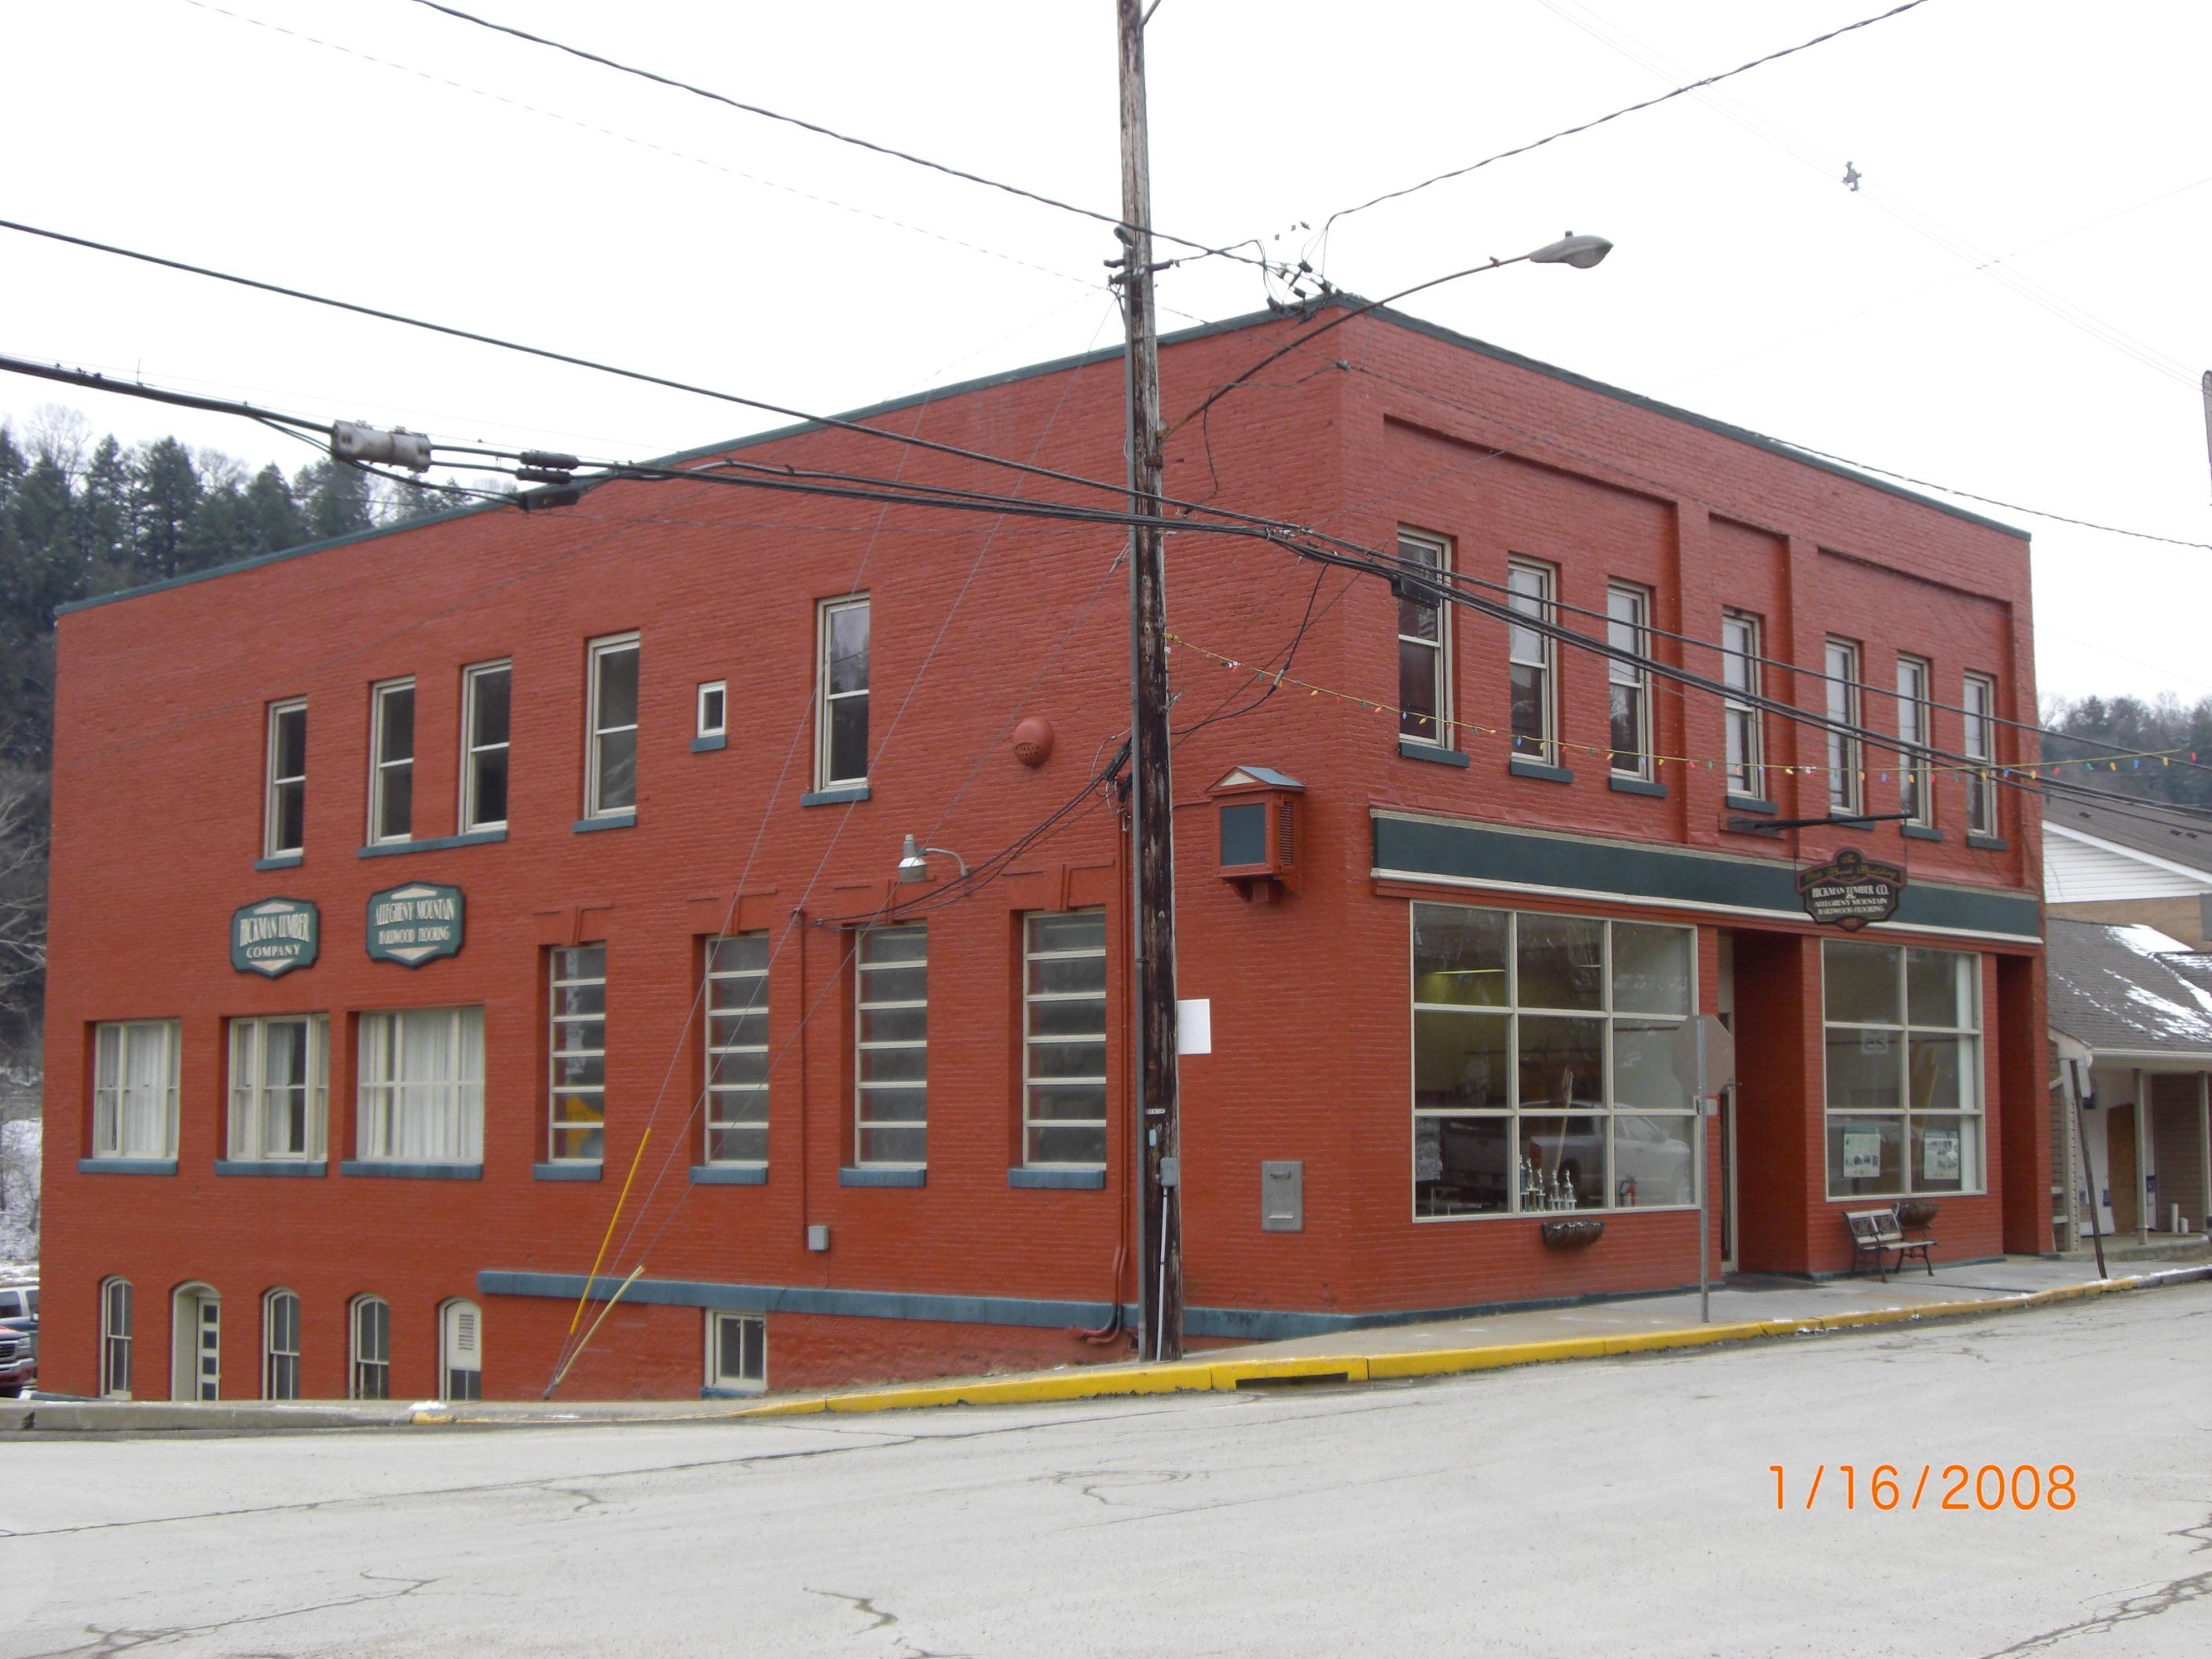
[2199,1071,2210,1240]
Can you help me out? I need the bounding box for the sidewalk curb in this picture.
[8,1268,2201,1434]
[467,1262,2212,1427]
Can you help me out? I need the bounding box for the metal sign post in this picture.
[1672,1015,1737,1324]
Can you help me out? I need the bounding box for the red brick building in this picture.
[40,302,2047,1401]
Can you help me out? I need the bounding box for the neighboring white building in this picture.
[2045,799,2212,949]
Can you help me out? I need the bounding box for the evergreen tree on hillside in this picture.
[295,458,375,543]
[130,436,203,583]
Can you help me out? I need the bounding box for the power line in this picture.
[1313,0,1936,238]
[406,0,1274,276]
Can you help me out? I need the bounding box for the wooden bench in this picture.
[1845,1209,1935,1282]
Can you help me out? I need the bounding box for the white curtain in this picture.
[94,1024,121,1155]
[121,1024,173,1157]
[365,1008,483,1162]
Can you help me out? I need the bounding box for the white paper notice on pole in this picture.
[1177,998,1212,1057]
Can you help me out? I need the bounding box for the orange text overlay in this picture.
[1771,1464,2075,1511]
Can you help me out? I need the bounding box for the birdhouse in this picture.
[1208,766,1303,899]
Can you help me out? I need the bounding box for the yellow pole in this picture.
[569,1126,651,1336]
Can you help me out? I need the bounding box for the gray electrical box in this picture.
[1261,1160,1303,1232]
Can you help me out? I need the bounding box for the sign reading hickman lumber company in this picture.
[1796,848,1906,931]
[367,882,466,966]
[231,898,319,977]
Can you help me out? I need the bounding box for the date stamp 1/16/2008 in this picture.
[1771,1465,2075,1512]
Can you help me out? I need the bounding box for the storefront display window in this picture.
[1412,904,1695,1218]
[1823,940,1981,1196]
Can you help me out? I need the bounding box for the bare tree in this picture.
[0,764,47,1027]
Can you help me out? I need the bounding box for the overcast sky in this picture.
[4,0,2206,706]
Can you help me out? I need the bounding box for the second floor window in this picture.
[1605,584,1650,777]
[265,698,306,858]
[1720,613,1763,799]
[549,947,606,1163]
[1397,532,1450,745]
[855,923,926,1166]
[1506,561,1555,764]
[229,1014,328,1161]
[358,1005,485,1163]
[819,596,870,789]
[1964,673,1998,837]
[586,633,639,818]
[1826,639,1862,815]
[1897,655,1933,825]
[461,660,511,832]
[369,679,415,844]
[93,1019,178,1159]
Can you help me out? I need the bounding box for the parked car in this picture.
[0,1284,37,1324]
[0,1320,33,1397]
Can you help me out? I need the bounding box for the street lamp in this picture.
[896,833,969,884]
[1526,233,1613,269]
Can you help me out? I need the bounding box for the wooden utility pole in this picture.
[1115,0,1182,1361]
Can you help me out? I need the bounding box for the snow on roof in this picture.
[2047,918,2212,1056]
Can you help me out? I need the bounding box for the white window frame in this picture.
[1821,942,1983,1199]
[1720,613,1763,800]
[1897,654,1933,826]
[1023,910,1108,1170]
[1506,560,1556,764]
[441,1298,483,1402]
[697,679,727,740]
[92,1019,179,1159]
[548,947,606,1163]
[705,1311,766,1394]
[460,658,511,833]
[584,631,640,820]
[350,1295,390,1401]
[817,595,871,789]
[228,1015,329,1162]
[1964,673,1998,838]
[100,1277,134,1399]
[1396,531,1452,748]
[1605,584,1651,778]
[854,923,927,1166]
[263,1287,301,1401]
[1826,639,1862,816]
[264,698,307,859]
[1410,903,1699,1222]
[367,677,416,845]
[357,1006,485,1164]
[705,934,770,1166]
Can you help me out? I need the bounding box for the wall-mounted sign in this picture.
[367,881,465,967]
[232,897,319,978]
[1841,1127,1884,1181]
[1796,847,1906,931]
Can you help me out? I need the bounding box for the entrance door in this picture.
[172,1285,220,1401]
[2110,1109,2139,1234]
[441,1299,482,1401]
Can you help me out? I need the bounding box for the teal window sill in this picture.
[691,734,727,753]
[1509,756,1574,785]
[1725,794,1778,815]
[214,1159,327,1177]
[533,1162,602,1181]
[1903,823,1944,842]
[79,1157,177,1175]
[700,1384,767,1400]
[1398,740,1469,768]
[1967,833,2009,851]
[1609,775,1666,798]
[801,785,870,808]
[339,1160,483,1180]
[573,812,636,834]
[1008,1167,1105,1189]
[691,1164,768,1185]
[359,828,507,859]
[838,1166,925,1188]
[255,852,303,871]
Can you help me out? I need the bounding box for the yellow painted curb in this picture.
[426,1266,2204,1428]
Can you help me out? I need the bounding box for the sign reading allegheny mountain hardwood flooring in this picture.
[366,882,465,966]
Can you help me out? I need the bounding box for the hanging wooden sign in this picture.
[1796,848,1906,931]
[231,897,319,977]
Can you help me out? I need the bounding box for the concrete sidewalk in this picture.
[9,1256,2206,1434]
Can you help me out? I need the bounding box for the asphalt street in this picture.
[5,1285,2209,1657]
